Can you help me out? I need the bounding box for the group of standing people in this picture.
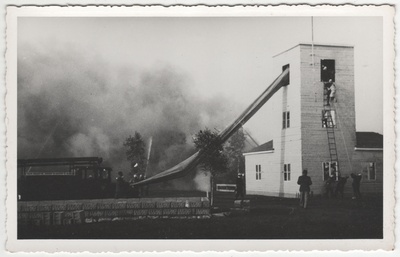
[114,171,148,199]
[297,169,363,209]
[130,173,149,197]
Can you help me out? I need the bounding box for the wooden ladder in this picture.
[323,88,339,174]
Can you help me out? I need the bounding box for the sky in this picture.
[17,16,383,177]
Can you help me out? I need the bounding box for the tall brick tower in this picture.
[272,43,356,195]
[245,43,356,197]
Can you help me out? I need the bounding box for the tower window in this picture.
[322,110,336,128]
[282,111,290,129]
[322,161,338,181]
[321,59,335,82]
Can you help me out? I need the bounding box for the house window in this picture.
[283,163,291,181]
[361,162,376,181]
[322,161,338,181]
[321,59,335,82]
[322,110,336,128]
[255,164,262,180]
[282,111,290,129]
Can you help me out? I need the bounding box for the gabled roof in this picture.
[245,140,274,153]
[356,132,383,148]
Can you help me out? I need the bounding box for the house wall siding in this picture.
[245,46,302,198]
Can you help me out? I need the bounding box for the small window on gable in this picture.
[321,59,335,82]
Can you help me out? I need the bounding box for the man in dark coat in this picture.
[297,169,312,208]
[335,175,349,199]
[325,175,336,199]
[235,174,244,200]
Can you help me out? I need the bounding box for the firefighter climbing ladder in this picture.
[323,87,339,177]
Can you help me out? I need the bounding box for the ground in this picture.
[18,191,383,239]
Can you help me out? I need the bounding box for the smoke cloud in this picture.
[193,169,211,192]
[17,43,242,189]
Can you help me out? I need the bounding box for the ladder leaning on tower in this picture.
[322,81,353,181]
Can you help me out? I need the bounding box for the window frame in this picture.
[321,59,336,82]
[362,162,377,181]
[255,164,262,180]
[282,111,290,129]
[368,162,376,180]
[322,110,336,128]
[283,163,291,181]
[322,161,338,181]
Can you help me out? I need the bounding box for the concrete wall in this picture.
[18,197,211,226]
[299,44,356,195]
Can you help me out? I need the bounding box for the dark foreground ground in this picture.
[18,191,383,239]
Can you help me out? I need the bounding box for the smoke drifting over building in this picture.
[17,43,242,189]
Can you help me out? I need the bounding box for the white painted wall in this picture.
[244,45,302,198]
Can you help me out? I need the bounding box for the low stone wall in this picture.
[18,197,211,226]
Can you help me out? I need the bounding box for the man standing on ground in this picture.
[351,173,362,199]
[297,169,312,208]
[235,174,244,200]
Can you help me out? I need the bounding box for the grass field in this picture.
[18,192,383,239]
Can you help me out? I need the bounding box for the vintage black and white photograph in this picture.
[5,5,395,252]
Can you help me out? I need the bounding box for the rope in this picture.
[334,102,353,173]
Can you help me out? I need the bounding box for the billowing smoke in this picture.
[17,43,242,189]
[193,169,211,192]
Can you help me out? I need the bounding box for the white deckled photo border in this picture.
[4,4,396,254]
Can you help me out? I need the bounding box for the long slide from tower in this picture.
[133,68,289,186]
